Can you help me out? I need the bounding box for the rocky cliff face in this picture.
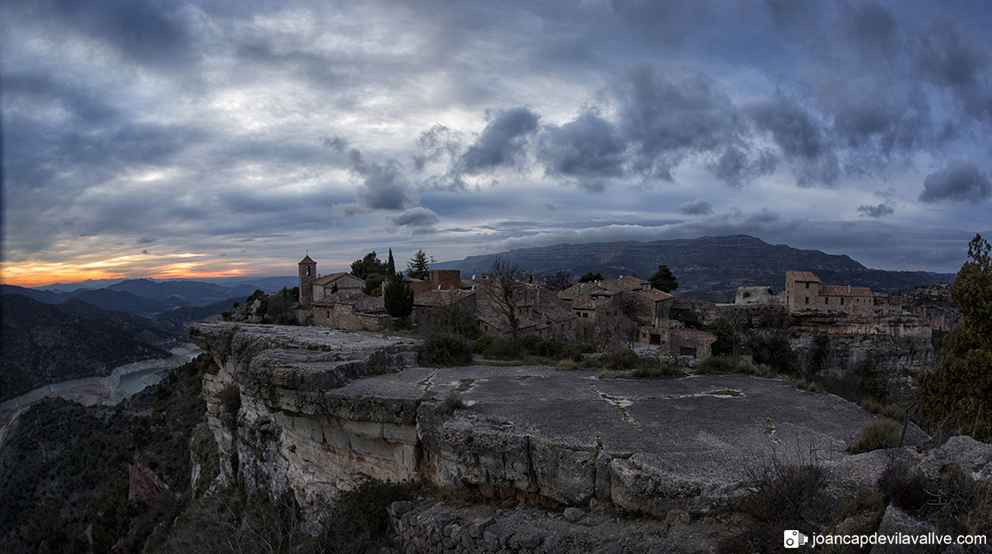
[188,322,927,524]
[789,333,935,403]
[894,284,962,332]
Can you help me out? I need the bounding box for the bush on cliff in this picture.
[424,334,474,366]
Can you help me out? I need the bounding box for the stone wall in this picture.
[311,301,390,331]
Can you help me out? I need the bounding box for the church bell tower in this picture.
[299,255,316,306]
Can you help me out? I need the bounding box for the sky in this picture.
[2,0,991,287]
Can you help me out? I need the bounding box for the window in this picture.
[804,297,809,305]
[840,298,844,305]
[805,282,809,289]
[825,298,829,305]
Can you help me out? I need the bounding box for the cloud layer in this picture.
[1,0,990,286]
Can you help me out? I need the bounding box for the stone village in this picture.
[283,254,935,362]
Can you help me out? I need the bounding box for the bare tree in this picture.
[485,258,525,339]
[543,270,571,291]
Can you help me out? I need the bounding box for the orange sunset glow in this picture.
[0,254,282,288]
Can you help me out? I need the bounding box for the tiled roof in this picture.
[786,271,821,282]
[539,304,576,322]
[413,289,476,307]
[621,275,650,286]
[558,282,592,301]
[300,255,315,264]
[574,298,597,309]
[820,285,874,297]
[314,272,363,287]
[313,291,385,313]
[635,289,674,302]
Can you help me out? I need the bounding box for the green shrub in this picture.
[471,334,494,353]
[877,459,928,512]
[604,348,641,370]
[848,418,901,453]
[861,398,906,420]
[696,355,738,374]
[424,334,474,366]
[480,337,525,360]
[219,384,241,414]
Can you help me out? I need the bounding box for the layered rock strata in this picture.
[188,322,927,519]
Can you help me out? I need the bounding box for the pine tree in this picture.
[407,249,431,280]
[383,272,414,318]
[649,265,679,292]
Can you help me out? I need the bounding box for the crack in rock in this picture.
[588,383,641,430]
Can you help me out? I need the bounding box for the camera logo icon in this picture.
[784,530,809,548]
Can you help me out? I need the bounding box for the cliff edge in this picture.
[187,322,927,521]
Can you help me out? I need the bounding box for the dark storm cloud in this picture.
[612,64,747,183]
[745,93,839,186]
[414,125,463,172]
[678,199,713,215]
[413,125,469,192]
[919,159,992,204]
[323,137,348,154]
[235,39,353,91]
[351,156,417,211]
[709,146,777,188]
[858,203,895,218]
[609,0,708,47]
[25,0,196,70]
[459,108,540,174]
[4,73,119,124]
[762,0,817,29]
[838,1,899,57]
[916,18,992,124]
[389,207,439,232]
[537,112,627,191]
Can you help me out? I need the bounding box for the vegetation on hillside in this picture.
[917,234,992,441]
[0,355,215,552]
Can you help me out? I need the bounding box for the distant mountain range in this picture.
[0,277,282,401]
[0,295,179,401]
[438,234,955,300]
[0,277,295,317]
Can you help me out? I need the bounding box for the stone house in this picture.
[313,273,365,303]
[475,296,541,338]
[408,270,464,296]
[785,271,876,315]
[312,291,390,331]
[669,329,718,358]
[412,289,477,336]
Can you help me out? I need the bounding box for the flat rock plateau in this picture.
[188,322,933,553]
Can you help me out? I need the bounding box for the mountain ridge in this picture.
[437,234,954,300]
